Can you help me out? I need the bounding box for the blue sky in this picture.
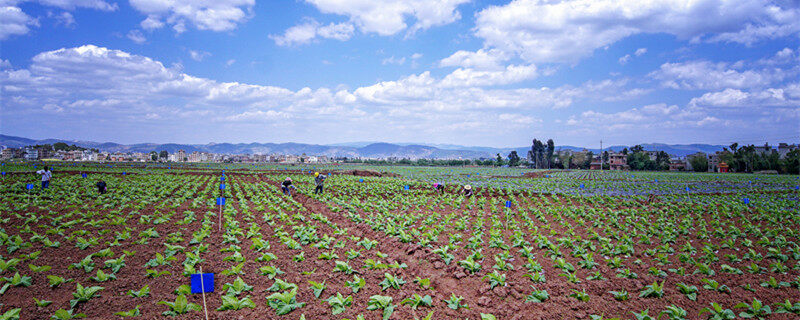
[1,0,799,148]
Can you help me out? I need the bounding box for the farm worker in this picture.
[314,172,326,194]
[462,184,473,197]
[434,183,445,194]
[36,166,52,190]
[96,180,107,194]
[281,177,295,195]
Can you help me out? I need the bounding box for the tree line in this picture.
[688,143,799,174]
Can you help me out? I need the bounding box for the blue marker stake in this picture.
[505,201,511,208]
[743,198,750,205]
[216,197,226,231]
[404,185,409,190]
[220,183,225,190]
[82,173,87,178]
[190,273,214,294]
[359,179,364,183]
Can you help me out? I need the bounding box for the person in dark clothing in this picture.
[313,172,326,194]
[281,177,295,195]
[462,184,473,197]
[96,180,107,194]
[434,183,445,194]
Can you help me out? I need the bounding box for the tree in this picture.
[688,154,708,172]
[508,151,520,167]
[159,150,169,159]
[496,153,505,166]
[622,148,628,155]
[582,151,594,169]
[149,151,158,161]
[546,139,555,169]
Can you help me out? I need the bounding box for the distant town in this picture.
[2,141,797,174]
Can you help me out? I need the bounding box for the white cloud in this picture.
[474,0,800,63]
[440,48,509,70]
[566,103,720,131]
[618,54,631,65]
[189,50,210,61]
[0,45,674,144]
[0,5,33,40]
[1,0,116,40]
[650,60,797,90]
[270,19,354,46]
[382,56,405,65]
[51,11,76,27]
[129,0,255,33]
[634,48,647,56]
[305,0,469,36]
[689,84,800,108]
[127,29,146,44]
[226,59,236,66]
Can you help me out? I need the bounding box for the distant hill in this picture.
[1,134,728,159]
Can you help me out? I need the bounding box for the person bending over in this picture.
[314,172,326,194]
[462,184,473,197]
[281,177,296,195]
[96,180,107,194]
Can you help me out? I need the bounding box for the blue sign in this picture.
[743,198,750,204]
[26,183,34,190]
[654,179,658,183]
[685,187,690,192]
[122,172,126,175]
[359,179,364,183]
[190,273,214,294]
[220,183,225,190]
[505,201,511,208]
[82,173,87,178]
[216,197,225,205]
[1,172,5,176]
[579,183,585,189]
[467,174,470,177]
[404,185,409,190]
[221,176,225,181]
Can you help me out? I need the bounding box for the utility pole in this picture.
[600,140,603,171]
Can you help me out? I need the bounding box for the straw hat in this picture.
[286,177,292,181]
[464,185,472,190]
[314,172,319,177]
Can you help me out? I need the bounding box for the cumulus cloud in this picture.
[306,0,469,36]
[473,0,800,64]
[689,84,800,108]
[2,45,642,143]
[440,48,510,70]
[129,0,255,33]
[1,0,116,40]
[270,19,354,46]
[566,103,720,132]
[650,60,798,90]
[188,50,210,61]
[0,5,34,40]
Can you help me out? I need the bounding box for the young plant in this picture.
[483,271,507,289]
[265,288,306,315]
[127,285,150,298]
[333,261,356,274]
[609,289,629,301]
[47,275,73,288]
[50,309,86,320]
[367,295,395,320]
[735,298,771,319]
[69,283,104,309]
[378,273,406,291]
[659,305,688,320]
[222,277,253,296]
[676,282,698,301]
[402,294,433,310]
[2,272,32,287]
[325,292,353,315]
[217,295,256,311]
[698,302,735,320]
[570,289,590,302]
[526,287,549,303]
[158,295,201,316]
[445,293,469,310]
[308,280,326,299]
[346,275,366,293]
[114,306,141,317]
[639,281,665,298]
[33,297,52,307]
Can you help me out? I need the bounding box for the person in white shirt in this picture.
[36,166,52,189]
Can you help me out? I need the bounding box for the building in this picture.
[669,159,686,171]
[175,150,186,162]
[23,147,38,160]
[718,162,729,173]
[608,152,629,170]
[1,148,17,160]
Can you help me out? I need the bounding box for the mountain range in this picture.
[0,134,728,158]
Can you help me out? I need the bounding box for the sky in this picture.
[1,0,799,148]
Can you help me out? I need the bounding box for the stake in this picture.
[219,204,222,232]
[199,266,210,320]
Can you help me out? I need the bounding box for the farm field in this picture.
[1,162,799,320]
